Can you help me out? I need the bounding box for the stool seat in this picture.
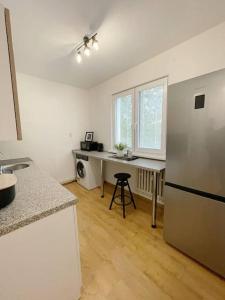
[114,173,131,180]
[109,172,136,218]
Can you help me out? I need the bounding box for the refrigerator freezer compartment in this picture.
[164,185,225,278]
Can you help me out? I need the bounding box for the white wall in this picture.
[89,21,225,191]
[0,73,90,183]
[2,21,225,191]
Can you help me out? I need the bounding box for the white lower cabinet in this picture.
[0,206,82,300]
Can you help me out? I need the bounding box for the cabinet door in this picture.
[0,4,22,140]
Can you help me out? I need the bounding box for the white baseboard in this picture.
[60,178,75,185]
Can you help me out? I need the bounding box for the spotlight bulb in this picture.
[92,38,99,50]
[84,45,91,56]
[76,51,82,63]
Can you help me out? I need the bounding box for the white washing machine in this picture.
[75,154,100,190]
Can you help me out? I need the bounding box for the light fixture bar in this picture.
[75,33,98,52]
[74,33,99,63]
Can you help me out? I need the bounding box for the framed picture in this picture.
[85,131,94,142]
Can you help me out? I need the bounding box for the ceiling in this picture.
[2,0,225,89]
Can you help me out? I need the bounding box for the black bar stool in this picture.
[109,173,136,218]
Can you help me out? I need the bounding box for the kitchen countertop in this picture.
[0,159,78,237]
[73,150,166,172]
[0,157,32,166]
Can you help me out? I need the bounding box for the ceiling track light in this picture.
[92,37,99,50]
[84,43,91,57]
[76,51,82,63]
[74,33,99,63]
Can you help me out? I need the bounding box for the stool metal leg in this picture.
[109,180,118,210]
[127,181,136,209]
[121,185,126,218]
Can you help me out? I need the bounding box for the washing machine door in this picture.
[77,161,86,178]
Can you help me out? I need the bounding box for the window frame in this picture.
[112,89,135,150]
[112,77,167,160]
[134,78,167,159]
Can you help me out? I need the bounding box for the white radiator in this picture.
[137,169,165,202]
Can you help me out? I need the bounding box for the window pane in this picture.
[138,85,163,149]
[115,94,132,148]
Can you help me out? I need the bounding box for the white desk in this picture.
[72,150,166,228]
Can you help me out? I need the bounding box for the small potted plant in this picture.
[114,143,127,157]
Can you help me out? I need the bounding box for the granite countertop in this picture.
[0,158,78,237]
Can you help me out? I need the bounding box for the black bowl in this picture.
[0,175,16,209]
[0,185,16,209]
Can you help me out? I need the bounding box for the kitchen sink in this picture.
[1,163,30,174]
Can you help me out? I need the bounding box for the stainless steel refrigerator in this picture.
[164,68,225,278]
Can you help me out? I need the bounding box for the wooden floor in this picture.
[65,182,225,300]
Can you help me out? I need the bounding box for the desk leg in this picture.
[152,172,158,228]
[100,159,104,198]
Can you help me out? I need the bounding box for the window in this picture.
[113,90,134,148]
[113,78,167,159]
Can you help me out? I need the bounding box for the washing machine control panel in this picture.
[76,154,88,161]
